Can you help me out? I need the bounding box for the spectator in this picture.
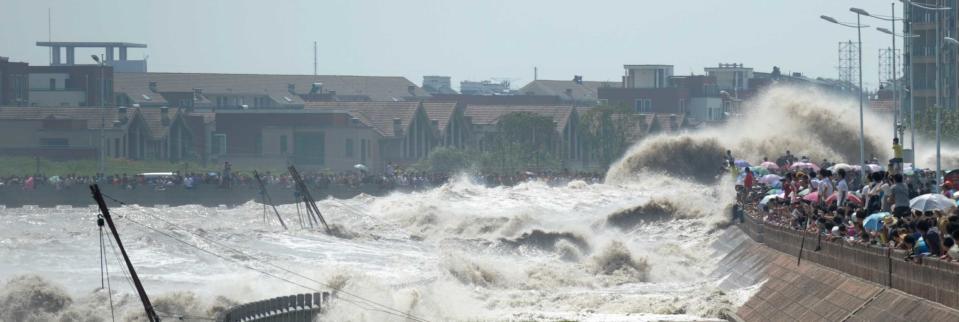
[892,174,911,218]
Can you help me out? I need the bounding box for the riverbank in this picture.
[716,213,959,321]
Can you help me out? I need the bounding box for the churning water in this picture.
[0,85,954,321]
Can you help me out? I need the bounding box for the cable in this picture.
[118,214,428,322]
[102,193,431,322]
[105,244,117,322]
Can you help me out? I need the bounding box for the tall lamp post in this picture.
[903,0,951,191]
[853,6,903,141]
[91,54,105,177]
[878,27,920,168]
[822,13,869,182]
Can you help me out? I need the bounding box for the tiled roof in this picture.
[0,106,122,129]
[422,102,457,132]
[0,106,180,139]
[464,105,574,133]
[139,108,182,138]
[305,101,420,138]
[114,72,430,104]
[517,80,617,102]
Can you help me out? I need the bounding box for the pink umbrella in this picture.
[827,193,862,206]
[803,191,820,203]
[790,162,821,172]
[760,161,780,171]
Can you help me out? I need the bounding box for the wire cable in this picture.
[102,193,430,322]
[118,214,428,322]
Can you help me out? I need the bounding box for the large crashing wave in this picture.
[608,85,893,181]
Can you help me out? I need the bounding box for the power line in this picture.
[101,194,429,322]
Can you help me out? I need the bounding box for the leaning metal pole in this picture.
[90,184,160,322]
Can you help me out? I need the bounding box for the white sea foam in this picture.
[1,85,933,321]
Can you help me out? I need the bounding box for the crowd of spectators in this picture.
[732,141,959,263]
[0,163,604,193]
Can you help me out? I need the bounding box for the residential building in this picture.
[36,41,148,73]
[623,65,673,88]
[598,87,689,114]
[460,80,512,95]
[0,106,192,161]
[0,57,29,106]
[306,101,441,165]
[27,65,114,107]
[517,78,618,106]
[422,76,457,95]
[114,73,430,108]
[904,1,958,113]
[704,63,754,93]
[464,105,581,162]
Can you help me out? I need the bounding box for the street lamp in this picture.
[822,13,869,182]
[91,54,105,177]
[877,27,920,169]
[855,6,904,144]
[904,0,951,193]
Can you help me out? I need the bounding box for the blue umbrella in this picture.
[735,160,751,168]
[862,212,890,233]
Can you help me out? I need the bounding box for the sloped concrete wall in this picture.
[717,224,959,321]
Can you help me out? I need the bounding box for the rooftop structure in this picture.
[36,41,148,73]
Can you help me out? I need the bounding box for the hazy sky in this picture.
[1,0,905,90]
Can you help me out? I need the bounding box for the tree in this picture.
[480,112,562,172]
[416,147,473,173]
[578,103,633,170]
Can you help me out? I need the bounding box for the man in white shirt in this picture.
[817,169,834,208]
[836,169,849,208]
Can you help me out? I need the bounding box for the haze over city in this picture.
[3,0,901,90]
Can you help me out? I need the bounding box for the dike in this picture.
[714,214,959,321]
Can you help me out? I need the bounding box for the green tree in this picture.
[480,112,562,172]
[415,147,474,173]
[912,107,959,144]
[578,103,633,170]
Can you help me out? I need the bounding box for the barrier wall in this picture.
[738,213,959,310]
[217,292,330,322]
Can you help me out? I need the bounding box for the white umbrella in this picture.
[910,193,956,212]
[759,174,782,185]
[354,164,368,171]
[829,163,852,172]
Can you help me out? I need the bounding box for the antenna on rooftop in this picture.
[313,41,318,82]
[534,67,538,81]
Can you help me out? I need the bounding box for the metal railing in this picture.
[217,292,330,322]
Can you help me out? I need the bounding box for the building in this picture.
[422,76,457,95]
[704,63,754,93]
[36,41,148,73]
[517,78,618,106]
[0,106,193,161]
[464,105,581,162]
[27,65,113,107]
[903,1,958,113]
[623,65,674,88]
[114,73,430,108]
[460,80,512,95]
[0,57,29,106]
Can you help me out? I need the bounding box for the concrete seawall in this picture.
[716,215,959,321]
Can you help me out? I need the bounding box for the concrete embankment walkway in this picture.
[714,226,959,321]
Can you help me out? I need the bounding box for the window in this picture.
[634,99,652,113]
[49,78,56,90]
[280,135,288,154]
[40,138,68,147]
[345,138,354,158]
[114,138,120,158]
[599,99,609,106]
[679,99,687,114]
[212,134,227,155]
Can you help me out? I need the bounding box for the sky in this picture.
[0,0,906,91]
